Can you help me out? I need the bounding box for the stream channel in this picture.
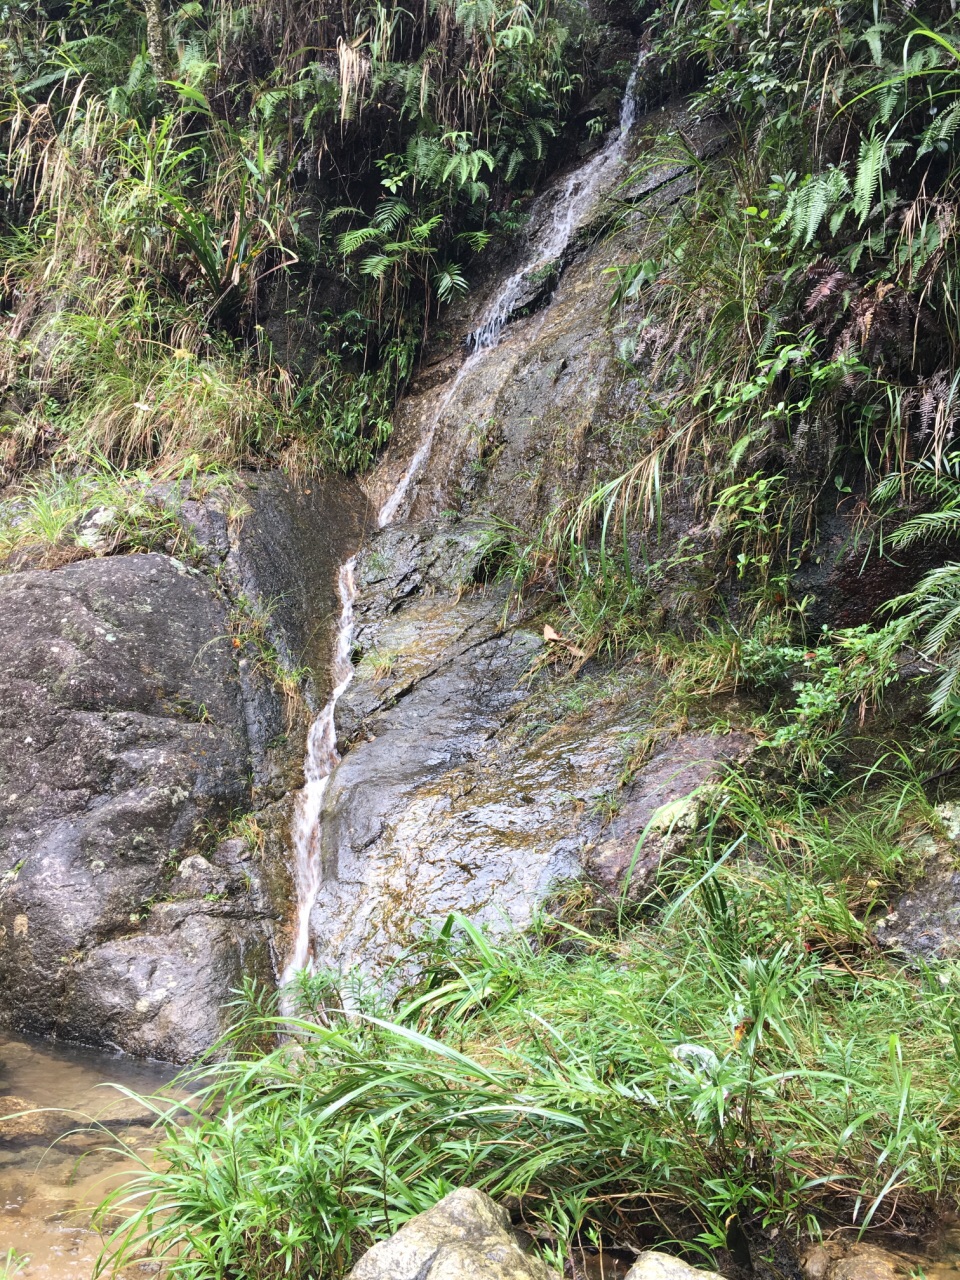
[0,1031,178,1277]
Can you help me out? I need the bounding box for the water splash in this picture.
[282,56,643,985]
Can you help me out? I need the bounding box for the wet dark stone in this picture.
[873,806,960,961]
[228,473,372,681]
[0,553,275,1060]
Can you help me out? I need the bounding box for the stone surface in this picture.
[196,471,371,682]
[0,1094,65,1143]
[587,733,754,897]
[307,524,650,977]
[348,1187,558,1280]
[873,803,960,960]
[0,553,276,1058]
[624,1252,725,1280]
[800,1242,909,1280]
[296,111,734,977]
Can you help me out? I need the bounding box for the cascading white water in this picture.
[468,54,643,353]
[281,57,643,985]
[375,365,477,528]
[376,54,644,530]
[281,557,357,984]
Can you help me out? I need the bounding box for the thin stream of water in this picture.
[375,53,644,533]
[282,55,644,986]
[280,557,358,982]
[468,54,643,354]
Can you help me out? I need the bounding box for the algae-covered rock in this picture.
[0,1095,65,1143]
[588,732,754,897]
[348,1187,558,1280]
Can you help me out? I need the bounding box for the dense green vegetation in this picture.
[0,0,606,493]
[99,773,960,1279]
[9,0,960,1276]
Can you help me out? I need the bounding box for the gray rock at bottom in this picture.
[624,1253,725,1280]
[0,554,277,1059]
[347,1187,558,1280]
[801,1242,908,1280]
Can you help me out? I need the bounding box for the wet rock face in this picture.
[307,524,650,977]
[873,803,960,961]
[0,554,275,1059]
[190,472,372,682]
[366,107,713,532]
[588,733,755,898]
[300,112,736,978]
[348,1187,559,1280]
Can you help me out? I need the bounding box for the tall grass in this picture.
[96,772,960,1280]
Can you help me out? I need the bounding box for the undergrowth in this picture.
[96,769,960,1279]
[0,0,609,479]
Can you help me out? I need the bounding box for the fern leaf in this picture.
[890,509,960,548]
[358,253,392,279]
[854,133,886,225]
[337,226,381,254]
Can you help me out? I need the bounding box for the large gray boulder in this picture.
[0,553,276,1058]
[348,1187,558,1280]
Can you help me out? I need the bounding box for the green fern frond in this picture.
[337,226,382,255]
[854,133,886,225]
[919,100,960,155]
[373,197,411,232]
[785,168,850,246]
[890,509,960,548]
[358,253,393,279]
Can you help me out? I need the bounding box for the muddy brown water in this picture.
[0,1031,178,1278]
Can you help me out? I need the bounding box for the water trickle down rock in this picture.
[282,557,358,985]
[286,95,731,983]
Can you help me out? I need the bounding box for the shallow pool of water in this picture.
[0,1031,178,1278]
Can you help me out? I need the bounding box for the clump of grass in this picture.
[224,812,267,859]
[0,1251,27,1280]
[356,646,401,680]
[229,591,309,724]
[0,461,196,568]
[96,768,957,1280]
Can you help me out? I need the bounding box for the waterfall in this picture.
[281,56,642,986]
[280,557,358,985]
[467,54,643,353]
[377,53,643,529]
